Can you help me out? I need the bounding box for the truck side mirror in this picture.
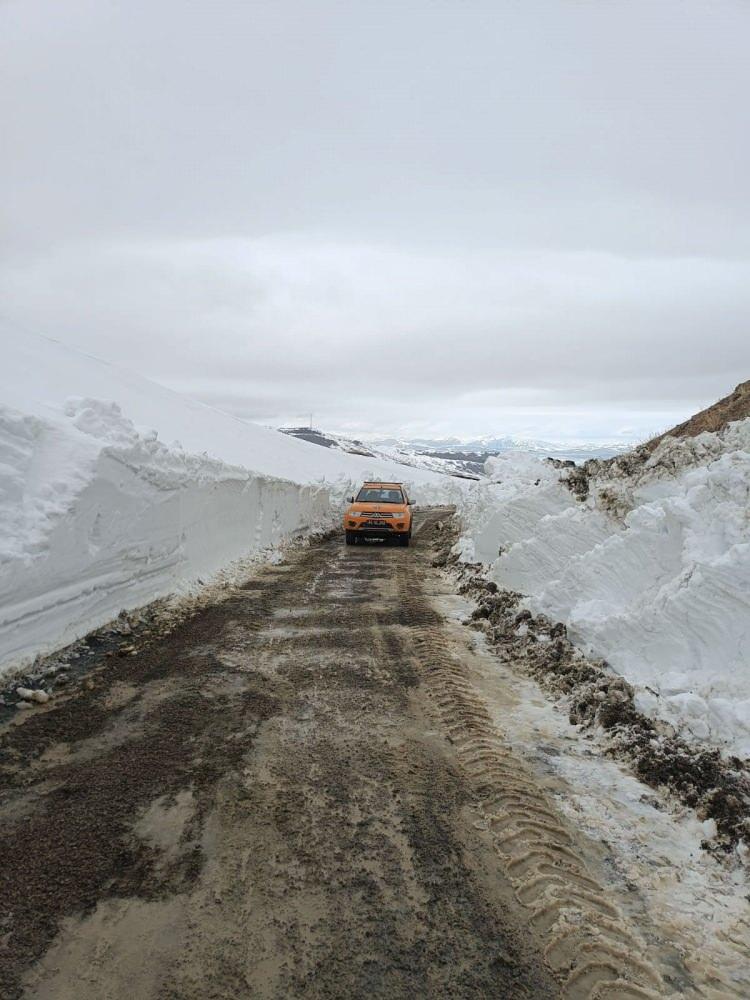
[349,496,354,503]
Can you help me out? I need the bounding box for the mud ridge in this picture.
[439,538,750,852]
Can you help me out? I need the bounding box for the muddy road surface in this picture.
[0,510,689,998]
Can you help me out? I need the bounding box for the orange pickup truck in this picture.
[343,482,413,546]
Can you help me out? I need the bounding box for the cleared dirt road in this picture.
[0,510,677,998]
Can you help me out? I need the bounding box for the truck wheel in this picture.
[400,533,410,547]
[345,531,355,545]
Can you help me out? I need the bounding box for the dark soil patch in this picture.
[644,379,750,452]
[0,549,324,999]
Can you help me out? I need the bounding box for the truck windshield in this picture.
[356,488,404,504]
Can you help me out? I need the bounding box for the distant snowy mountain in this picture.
[371,435,632,463]
[280,427,632,478]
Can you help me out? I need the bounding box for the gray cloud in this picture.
[2,0,748,441]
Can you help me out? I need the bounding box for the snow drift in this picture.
[458,424,750,758]
[0,328,460,677]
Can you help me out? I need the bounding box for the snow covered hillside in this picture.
[0,329,461,677]
[280,426,632,481]
[458,414,750,758]
[280,426,486,479]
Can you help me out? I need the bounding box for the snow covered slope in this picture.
[280,426,484,480]
[1,330,460,497]
[458,426,750,758]
[0,328,461,676]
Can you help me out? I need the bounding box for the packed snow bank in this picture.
[0,328,462,676]
[0,397,331,672]
[458,427,750,758]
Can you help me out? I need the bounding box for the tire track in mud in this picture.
[399,514,667,1000]
[405,513,750,1000]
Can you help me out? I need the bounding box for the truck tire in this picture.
[400,533,410,547]
[345,531,356,545]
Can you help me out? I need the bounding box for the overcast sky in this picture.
[2,1,748,442]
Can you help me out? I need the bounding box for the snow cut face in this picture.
[458,419,750,758]
[0,395,332,675]
[0,405,98,565]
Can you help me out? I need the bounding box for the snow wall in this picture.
[457,423,750,758]
[0,398,331,673]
